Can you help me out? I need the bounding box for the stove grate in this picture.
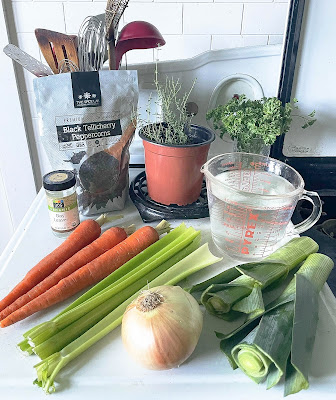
[129,171,209,222]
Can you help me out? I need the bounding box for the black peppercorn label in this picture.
[55,115,122,151]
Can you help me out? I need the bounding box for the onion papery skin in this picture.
[121,286,203,370]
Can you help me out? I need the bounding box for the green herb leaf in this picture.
[206,95,316,149]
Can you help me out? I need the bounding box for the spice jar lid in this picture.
[43,170,76,191]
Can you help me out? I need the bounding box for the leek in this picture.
[218,253,334,395]
[33,244,222,393]
[192,237,318,327]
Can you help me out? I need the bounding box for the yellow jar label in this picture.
[46,192,80,232]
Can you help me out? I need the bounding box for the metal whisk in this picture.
[78,15,107,71]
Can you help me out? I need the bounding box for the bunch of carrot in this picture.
[0,214,170,328]
[17,223,222,393]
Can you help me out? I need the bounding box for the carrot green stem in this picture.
[123,224,136,236]
[154,219,171,236]
[94,213,123,227]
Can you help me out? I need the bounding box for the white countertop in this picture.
[1,172,336,400]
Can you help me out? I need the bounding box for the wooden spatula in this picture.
[35,29,79,74]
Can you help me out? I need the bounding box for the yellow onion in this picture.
[121,285,203,370]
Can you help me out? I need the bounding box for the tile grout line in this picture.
[240,3,244,35]
[181,3,184,35]
[62,2,67,33]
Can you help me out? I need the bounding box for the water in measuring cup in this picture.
[208,170,296,260]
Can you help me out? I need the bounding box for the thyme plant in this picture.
[139,63,196,145]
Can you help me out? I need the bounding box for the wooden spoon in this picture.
[78,121,136,193]
[35,29,79,74]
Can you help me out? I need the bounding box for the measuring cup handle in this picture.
[293,190,322,234]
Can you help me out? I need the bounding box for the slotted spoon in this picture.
[35,29,79,74]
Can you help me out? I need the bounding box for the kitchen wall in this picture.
[0,1,37,255]
[0,0,289,254]
[7,0,289,179]
[11,0,289,65]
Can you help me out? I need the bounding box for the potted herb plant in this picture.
[139,68,215,206]
[206,95,316,156]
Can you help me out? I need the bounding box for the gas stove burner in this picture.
[129,171,209,222]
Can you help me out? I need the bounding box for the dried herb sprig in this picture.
[139,61,196,145]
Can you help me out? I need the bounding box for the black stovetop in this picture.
[293,196,336,296]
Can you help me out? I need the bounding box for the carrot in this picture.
[0,225,134,321]
[0,214,122,314]
[0,221,170,327]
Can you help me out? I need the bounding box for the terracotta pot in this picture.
[139,124,215,206]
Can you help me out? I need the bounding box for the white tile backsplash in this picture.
[242,3,288,35]
[17,32,41,60]
[12,2,65,33]
[63,2,105,34]
[212,34,268,50]
[7,0,289,178]
[268,35,285,45]
[183,4,243,35]
[156,0,211,2]
[214,0,273,2]
[156,35,211,61]
[123,4,183,35]
[122,48,154,66]
[18,66,38,92]
[10,1,289,57]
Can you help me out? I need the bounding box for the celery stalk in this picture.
[19,224,190,352]
[27,227,199,348]
[60,224,189,313]
[33,244,222,393]
[17,338,34,355]
[32,237,201,359]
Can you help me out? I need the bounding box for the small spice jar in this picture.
[43,170,80,237]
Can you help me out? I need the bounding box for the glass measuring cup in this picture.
[201,153,322,260]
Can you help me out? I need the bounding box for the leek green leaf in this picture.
[218,252,333,396]
[186,266,240,304]
[232,284,264,316]
[194,237,318,330]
